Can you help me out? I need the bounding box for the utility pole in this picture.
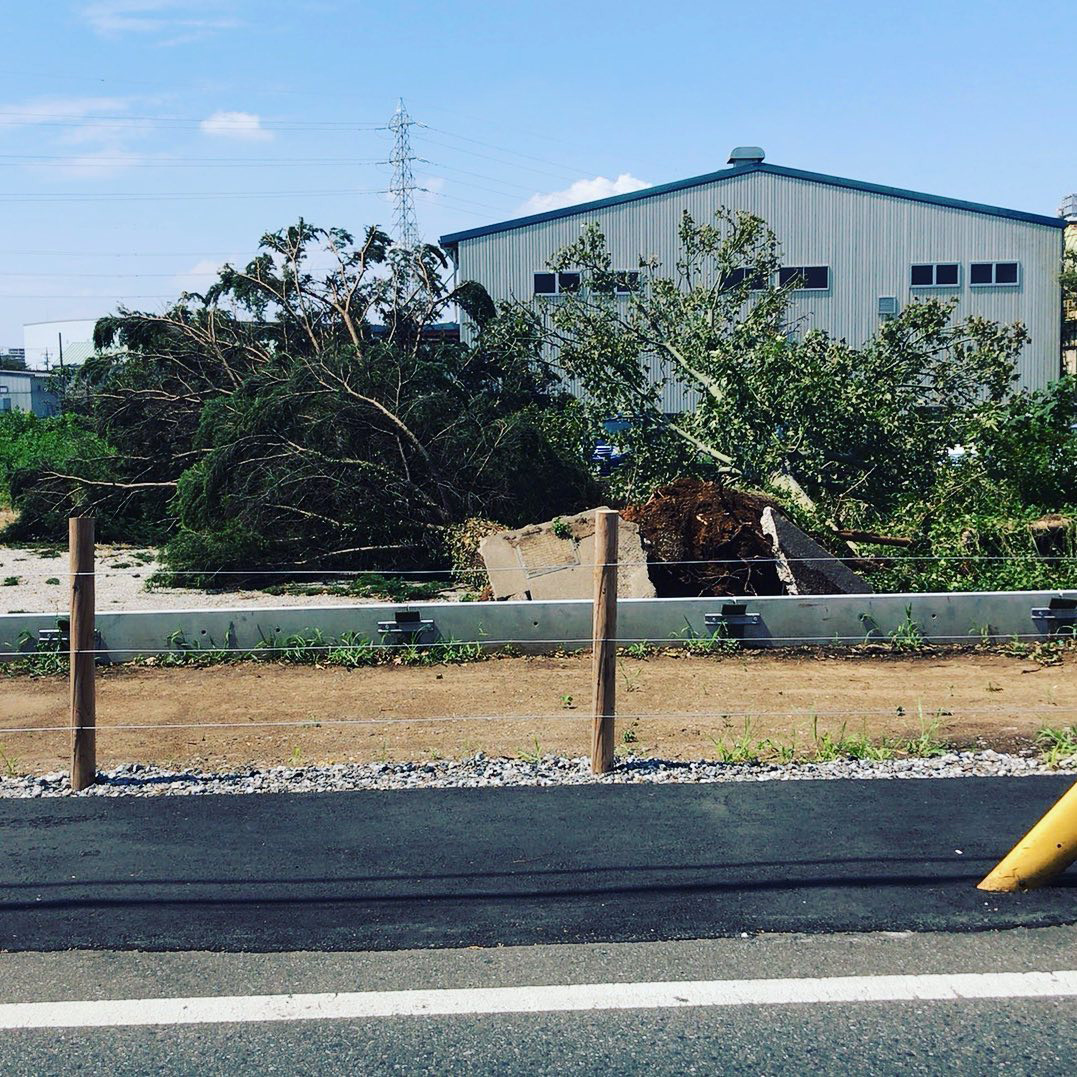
[58,332,66,411]
[387,98,421,251]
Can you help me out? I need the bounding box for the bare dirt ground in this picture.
[1,650,1073,775]
[0,545,429,614]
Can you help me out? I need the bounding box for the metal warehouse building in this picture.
[441,148,1066,409]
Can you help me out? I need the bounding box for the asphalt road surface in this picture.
[1,777,1074,952]
[0,930,1074,1074]
[1,777,1074,1074]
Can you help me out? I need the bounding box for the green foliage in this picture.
[10,220,598,576]
[976,374,1077,507]
[712,718,764,763]
[0,412,117,538]
[260,574,445,602]
[888,605,927,652]
[857,385,1076,594]
[149,626,489,670]
[539,211,1027,520]
[1036,725,1077,768]
[2,630,67,677]
[708,713,948,765]
[674,620,740,655]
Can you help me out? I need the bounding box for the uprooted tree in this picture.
[11,221,598,575]
[534,211,1030,529]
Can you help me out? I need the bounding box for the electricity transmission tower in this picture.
[387,98,420,249]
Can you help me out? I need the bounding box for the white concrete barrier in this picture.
[0,589,1073,663]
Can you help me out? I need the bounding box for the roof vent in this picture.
[1060,193,1077,222]
[728,146,765,165]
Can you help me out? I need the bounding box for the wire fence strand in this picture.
[3,703,1077,737]
[4,630,1077,661]
[7,551,1077,580]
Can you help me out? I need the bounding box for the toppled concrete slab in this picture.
[479,507,655,601]
[761,507,873,595]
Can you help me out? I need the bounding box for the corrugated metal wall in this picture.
[0,372,59,416]
[456,170,1063,410]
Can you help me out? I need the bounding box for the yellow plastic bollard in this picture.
[978,780,1077,892]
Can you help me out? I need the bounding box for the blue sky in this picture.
[2,0,1075,350]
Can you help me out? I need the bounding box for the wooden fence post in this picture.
[69,516,96,791]
[591,509,618,774]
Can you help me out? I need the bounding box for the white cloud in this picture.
[81,1,240,41]
[173,258,225,294]
[522,173,650,214]
[199,110,273,141]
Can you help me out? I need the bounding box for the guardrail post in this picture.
[70,516,96,791]
[591,509,618,774]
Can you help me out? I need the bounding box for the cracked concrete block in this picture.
[761,507,873,596]
[479,507,655,601]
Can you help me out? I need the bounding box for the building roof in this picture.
[439,161,1065,248]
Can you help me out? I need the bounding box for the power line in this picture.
[419,159,536,194]
[419,123,592,177]
[0,188,388,204]
[0,109,385,130]
[0,153,387,167]
[414,132,582,182]
[422,189,517,215]
[3,249,262,257]
[0,271,222,278]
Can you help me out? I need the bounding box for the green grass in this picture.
[147,627,488,671]
[711,719,763,764]
[1036,725,1077,768]
[887,605,927,652]
[0,744,19,776]
[674,620,740,656]
[708,712,949,766]
[517,736,543,764]
[1,631,67,677]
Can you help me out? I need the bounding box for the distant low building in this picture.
[23,319,100,371]
[442,148,1069,410]
[0,369,59,417]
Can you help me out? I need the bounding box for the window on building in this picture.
[910,263,960,288]
[593,270,641,295]
[557,271,581,293]
[970,261,1020,287]
[534,272,557,295]
[721,266,769,291]
[779,266,830,290]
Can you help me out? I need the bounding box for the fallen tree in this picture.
[533,210,1030,536]
[8,221,600,577]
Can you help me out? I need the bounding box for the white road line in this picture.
[1,972,1075,1030]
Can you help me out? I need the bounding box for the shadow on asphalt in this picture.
[2,778,1074,950]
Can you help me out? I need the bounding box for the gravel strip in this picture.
[1,750,1073,798]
